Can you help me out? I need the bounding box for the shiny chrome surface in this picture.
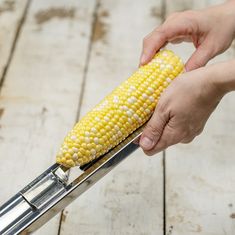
[0,126,143,235]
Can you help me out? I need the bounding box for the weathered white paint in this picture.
[59,0,164,234]
[166,1,235,234]
[0,0,96,234]
[1,0,233,234]
[0,0,28,83]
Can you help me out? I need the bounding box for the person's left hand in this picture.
[139,66,224,155]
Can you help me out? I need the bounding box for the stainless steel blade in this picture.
[0,125,143,235]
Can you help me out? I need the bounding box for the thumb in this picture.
[185,41,214,71]
[140,108,168,151]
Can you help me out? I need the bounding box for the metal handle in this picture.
[0,164,67,234]
[0,126,143,235]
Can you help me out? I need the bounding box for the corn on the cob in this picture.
[56,49,184,168]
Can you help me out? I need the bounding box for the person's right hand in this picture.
[139,59,235,155]
[140,1,235,71]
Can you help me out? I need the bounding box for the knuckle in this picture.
[142,34,152,46]
[167,12,179,20]
[197,47,214,65]
[203,48,213,58]
[179,128,191,140]
[181,136,195,144]
[182,10,196,19]
[192,60,202,69]
[181,139,190,144]
[167,10,193,21]
[145,123,161,137]
[156,101,167,113]
[158,31,167,41]
[154,26,164,34]
[196,127,204,136]
[143,31,154,43]
[153,26,167,39]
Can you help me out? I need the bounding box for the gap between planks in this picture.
[160,0,167,234]
[57,0,99,234]
[0,0,31,90]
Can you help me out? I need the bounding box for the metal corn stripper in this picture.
[0,126,143,235]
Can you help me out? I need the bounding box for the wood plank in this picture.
[165,1,235,234]
[59,0,164,234]
[0,0,28,83]
[0,0,96,234]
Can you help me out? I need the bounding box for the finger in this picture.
[140,19,197,66]
[140,28,167,66]
[144,125,182,156]
[185,40,215,71]
[140,107,169,151]
[169,35,192,44]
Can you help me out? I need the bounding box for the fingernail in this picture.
[140,137,154,150]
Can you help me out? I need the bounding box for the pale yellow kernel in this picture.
[94,137,99,144]
[85,150,90,157]
[71,135,77,141]
[142,93,148,99]
[126,110,133,117]
[91,127,97,133]
[163,81,168,88]
[85,131,90,137]
[72,147,78,153]
[145,109,151,114]
[149,96,155,102]
[104,116,110,122]
[72,153,78,160]
[65,153,71,159]
[66,159,75,167]
[96,145,102,152]
[133,114,139,120]
[88,142,93,148]
[91,149,96,155]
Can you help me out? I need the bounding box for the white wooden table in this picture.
[0,0,235,234]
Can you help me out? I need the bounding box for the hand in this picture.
[139,66,225,155]
[140,1,235,71]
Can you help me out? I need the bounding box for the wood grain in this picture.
[0,0,96,234]
[0,0,28,84]
[165,1,235,234]
[59,0,164,234]
[1,0,234,234]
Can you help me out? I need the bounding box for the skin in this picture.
[139,1,235,155]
